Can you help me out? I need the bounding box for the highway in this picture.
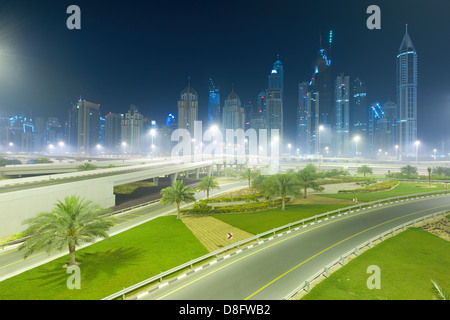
[134,194,450,300]
[0,180,247,282]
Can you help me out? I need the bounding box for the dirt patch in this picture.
[181,215,254,252]
[419,216,450,241]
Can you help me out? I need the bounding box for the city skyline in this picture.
[0,1,449,152]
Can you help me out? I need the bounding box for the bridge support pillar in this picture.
[169,173,178,186]
[153,177,159,187]
[195,168,200,179]
[207,165,213,177]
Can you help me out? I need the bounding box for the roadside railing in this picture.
[101,188,450,300]
[283,209,449,300]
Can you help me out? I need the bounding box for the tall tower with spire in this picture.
[396,24,418,157]
[177,78,198,136]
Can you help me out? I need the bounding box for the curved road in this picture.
[136,194,450,300]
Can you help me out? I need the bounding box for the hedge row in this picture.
[338,180,399,194]
[200,194,263,204]
[181,198,289,214]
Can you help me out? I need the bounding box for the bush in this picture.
[181,197,290,214]
[338,180,398,194]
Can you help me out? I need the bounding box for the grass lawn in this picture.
[301,228,450,300]
[0,216,209,300]
[113,181,154,194]
[318,182,447,203]
[213,202,350,235]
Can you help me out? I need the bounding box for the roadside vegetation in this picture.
[301,227,450,300]
[2,163,449,300]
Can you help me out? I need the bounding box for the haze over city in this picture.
[0,0,449,156]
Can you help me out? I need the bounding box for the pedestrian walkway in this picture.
[181,215,253,252]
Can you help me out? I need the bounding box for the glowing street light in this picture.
[353,136,360,156]
[395,145,399,160]
[415,140,420,164]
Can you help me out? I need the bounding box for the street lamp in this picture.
[58,141,65,154]
[415,140,420,164]
[395,145,399,160]
[318,125,324,158]
[353,136,360,157]
[288,143,292,158]
[433,148,437,160]
[150,129,157,155]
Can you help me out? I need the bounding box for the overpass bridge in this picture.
[0,157,225,238]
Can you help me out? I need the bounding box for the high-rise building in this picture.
[268,56,284,90]
[296,82,309,155]
[297,31,334,156]
[105,112,123,153]
[75,99,101,154]
[396,25,418,156]
[335,74,350,156]
[266,58,284,150]
[177,82,198,136]
[222,90,245,131]
[121,105,144,154]
[350,78,368,155]
[208,78,221,126]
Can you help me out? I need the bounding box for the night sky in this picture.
[0,0,449,152]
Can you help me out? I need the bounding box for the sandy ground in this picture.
[419,216,450,241]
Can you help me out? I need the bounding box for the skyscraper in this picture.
[297,81,309,154]
[208,78,221,126]
[350,78,368,155]
[105,112,123,153]
[177,81,198,136]
[121,105,143,154]
[75,99,101,154]
[396,25,418,156]
[266,57,284,150]
[222,89,245,131]
[335,74,350,156]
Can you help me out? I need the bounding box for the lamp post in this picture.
[354,136,360,157]
[433,148,437,160]
[318,125,324,159]
[288,143,292,158]
[415,140,420,164]
[59,141,65,154]
[395,145,399,160]
[150,129,157,156]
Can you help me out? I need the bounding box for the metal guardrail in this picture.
[101,188,450,300]
[283,210,450,300]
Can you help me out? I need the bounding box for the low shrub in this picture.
[338,180,398,194]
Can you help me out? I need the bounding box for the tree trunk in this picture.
[282,197,285,210]
[304,187,308,198]
[176,202,180,219]
[207,189,210,198]
[69,243,76,266]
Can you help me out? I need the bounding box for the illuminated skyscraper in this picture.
[208,78,221,126]
[177,81,198,136]
[335,74,350,156]
[222,89,245,131]
[75,99,101,154]
[121,105,143,154]
[266,57,284,150]
[396,25,418,156]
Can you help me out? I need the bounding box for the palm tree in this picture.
[433,166,450,177]
[427,167,432,186]
[400,165,418,179]
[77,163,97,171]
[357,165,373,178]
[160,180,196,219]
[263,173,301,210]
[196,176,220,198]
[239,168,260,188]
[431,280,449,300]
[18,195,115,267]
[297,168,324,198]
